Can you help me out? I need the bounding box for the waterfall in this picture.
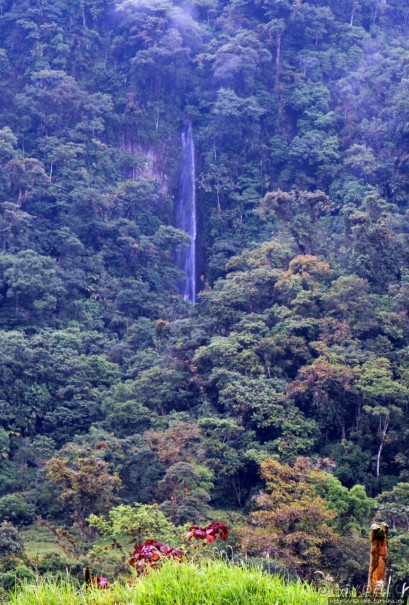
[175,122,197,303]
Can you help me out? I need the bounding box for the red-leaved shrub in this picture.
[187,521,229,543]
[128,521,229,575]
[129,539,183,573]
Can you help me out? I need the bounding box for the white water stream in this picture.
[175,123,196,302]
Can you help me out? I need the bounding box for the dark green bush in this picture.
[0,495,36,527]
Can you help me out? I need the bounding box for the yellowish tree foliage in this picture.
[237,457,339,577]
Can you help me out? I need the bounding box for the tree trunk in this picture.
[376,414,389,480]
[376,440,383,481]
[275,32,282,90]
[232,473,242,506]
[367,522,388,595]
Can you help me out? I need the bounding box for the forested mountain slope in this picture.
[0,0,408,584]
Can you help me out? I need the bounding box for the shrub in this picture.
[128,521,229,575]
[0,494,36,526]
[36,552,83,576]
[0,565,35,592]
[0,522,24,558]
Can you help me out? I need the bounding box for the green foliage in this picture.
[0,0,409,587]
[388,533,409,585]
[0,565,35,592]
[0,495,36,527]
[46,454,122,530]
[237,458,340,578]
[376,483,409,531]
[157,462,214,524]
[88,503,184,545]
[0,522,24,558]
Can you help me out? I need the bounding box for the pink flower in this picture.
[97,577,109,589]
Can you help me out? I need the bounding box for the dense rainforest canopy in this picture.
[0,0,408,587]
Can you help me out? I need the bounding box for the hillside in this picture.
[0,0,408,589]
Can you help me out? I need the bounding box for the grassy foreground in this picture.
[8,560,328,605]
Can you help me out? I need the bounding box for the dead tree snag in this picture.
[367,522,388,596]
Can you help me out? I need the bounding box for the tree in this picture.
[376,483,409,531]
[198,151,236,213]
[237,457,340,577]
[263,18,285,90]
[0,203,34,253]
[357,358,408,481]
[261,190,334,254]
[156,462,213,525]
[46,455,121,534]
[143,420,201,465]
[198,417,255,507]
[322,276,376,335]
[0,127,18,164]
[344,144,378,181]
[5,158,49,205]
[88,502,183,546]
[287,353,357,440]
[0,250,65,320]
[212,30,271,95]
[342,191,404,288]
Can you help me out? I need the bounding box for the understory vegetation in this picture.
[0,0,408,594]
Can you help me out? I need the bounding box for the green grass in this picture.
[7,559,328,605]
[20,527,60,557]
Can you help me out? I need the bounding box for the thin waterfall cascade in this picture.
[175,123,197,303]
